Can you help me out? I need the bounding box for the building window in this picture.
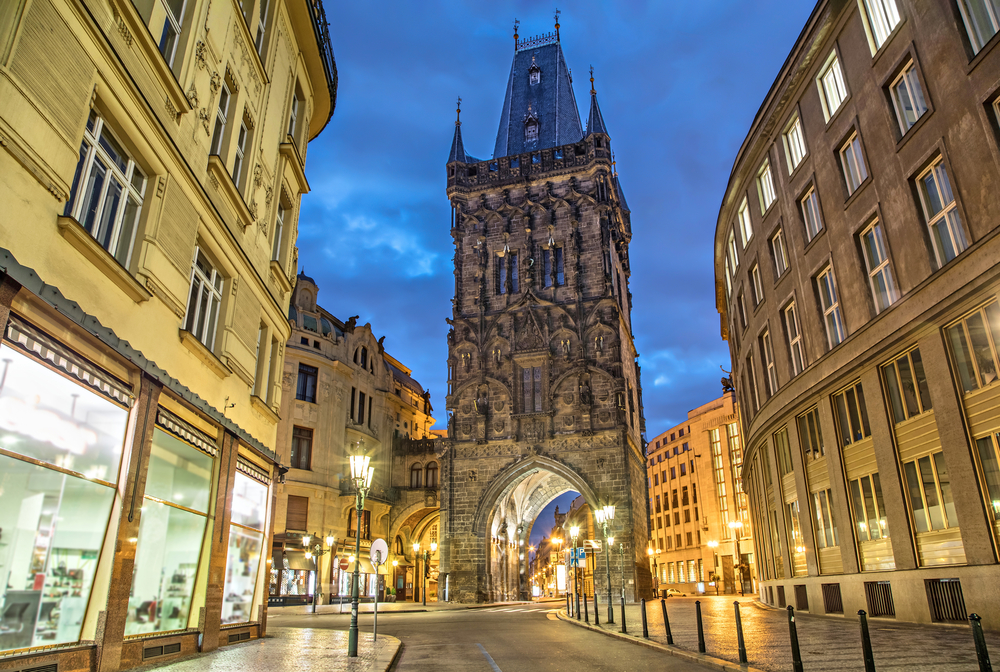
[223,473,267,623]
[529,65,541,85]
[974,434,1000,525]
[290,426,313,470]
[958,0,1000,53]
[761,329,778,396]
[348,509,371,540]
[817,267,846,349]
[426,462,439,488]
[254,0,269,52]
[833,381,871,446]
[850,473,889,541]
[542,248,564,288]
[158,0,186,67]
[757,159,776,214]
[232,112,251,187]
[904,452,957,532]
[946,301,1000,393]
[771,229,789,277]
[522,366,542,412]
[738,197,753,247]
[774,427,793,476]
[812,489,839,548]
[525,119,539,142]
[64,110,147,268]
[727,229,739,272]
[287,86,301,139]
[882,348,932,423]
[840,132,868,195]
[272,204,286,261]
[860,218,898,313]
[862,0,901,50]
[783,113,807,173]
[410,464,423,488]
[783,301,805,375]
[737,291,747,331]
[210,81,230,155]
[183,247,224,350]
[917,159,968,267]
[750,264,764,306]
[555,247,565,285]
[801,186,824,241]
[296,364,318,403]
[890,62,927,134]
[498,251,519,294]
[746,353,760,413]
[818,52,848,121]
[797,407,824,460]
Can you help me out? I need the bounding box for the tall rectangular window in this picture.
[510,252,519,292]
[882,348,932,423]
[761,329,778,396]
[271,204,286,261]
[771,228,789,277]
[784,301,805,375]
[751,264,764,306]
[833,381,871,446]
[840,132,868,194]
[746,353,760,412]
[738,197,753,247]
[232,114,250,186]
[946,301,1000,393]
[904,452,957,532]
[184,247,224,350]
[522,366,542,412]
[287,89,300,139]
[64,110,147,268]
[958,0,1000,53]
[862,0,901,49]
[797,407,825,459]
[973,434,1000,525]
[812,489,839,548]
[775,428,793,477]
[890,62,927,133]
[860,219,898,313]
[158,0,186,67]
[757,159,777,214]
[783,113,807,173]
[850,473,890,541]
[290,426,313,470]
[542,249,553,288]
[818,52,848,121]
[917,159,968,267]
[817,267,846,348]
[210,82,230,155]
[296,364,317,403]
[254,324,269,397]
[737,291,747,331]
[255,0,269,52]
[555,247,565,286]
[801,186,824,241]
[728,229,739,271]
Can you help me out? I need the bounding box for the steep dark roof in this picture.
[585,90,608,136]
[448,121,467,163]
[388,361,425,397]
[614,174,630,213]
[493,41,584,159]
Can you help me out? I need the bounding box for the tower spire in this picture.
[448,97,468,164]
[585,66,609,136]
[554,8,561,41]
[513,18,519,51]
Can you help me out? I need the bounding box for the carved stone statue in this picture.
[475,386,489,415]
[579,377,592,406]
[344,315,359,332]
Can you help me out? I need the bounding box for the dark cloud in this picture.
[301,1,814,435]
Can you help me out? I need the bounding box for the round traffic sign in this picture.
[339,557,349,571]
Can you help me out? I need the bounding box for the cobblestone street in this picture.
[574,595,1000,671]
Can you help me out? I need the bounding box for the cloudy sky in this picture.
[300,1,815,439]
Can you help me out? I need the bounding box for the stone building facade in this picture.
[646,395,754,596]
[270,274,439,604]
[440,19,651,603]
[715,0,1000,626]
[0,0,336,667]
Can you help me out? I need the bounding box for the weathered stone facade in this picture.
[439,27,650,603]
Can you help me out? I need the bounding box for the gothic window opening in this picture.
[522,366,543,412]
[525,119,539,143]
[497,252,519,294]
[529,65,541,85]
[555,247,564,285]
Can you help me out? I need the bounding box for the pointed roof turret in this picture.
[448,97,469,164]
[585,67,608,137]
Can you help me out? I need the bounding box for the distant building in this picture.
[715,0,1000,626]
[646,395,753,596]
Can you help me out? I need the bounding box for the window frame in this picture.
[945,300,1000,394]
[157,0,188,68]
[746,352,760,413]
[859,217,899,314]
[271,202,286,262]
[296,364,318,403]
[290,426,313,470]
[183,246,224,350]
[812,488,838,549]
[840,131,869,196]
[797,406,825,460]
[750,263,764,307]
[833,381,872,447]
[916,157,968,268]
[903,452,957,532]
[889,61,928,135]
[817,50,849,121]
[784,301,806,376]
[210,81,231,156]
[957,0,1000,55]
[801,185,824,242]
[860,0,902,53]
[783,112,807,174]
[816,266,846,349]
[761,328,778,396]
[232,113,250,187]
[771,228,789,278]
[738,197,753,247]
[881,347,933,423]
[849,472,889,542]
[757,158,777,215]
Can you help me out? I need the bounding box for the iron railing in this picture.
[338,480,399,504]
[304,0,338,131]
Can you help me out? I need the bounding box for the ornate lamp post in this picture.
[707,540,720,595]
[302,532,336,613]
[594,505,616,623]
[569,525,580,619]
[729,520,744,596]
[347,444,374,658]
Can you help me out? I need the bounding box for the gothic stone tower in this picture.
[440,19,651,603]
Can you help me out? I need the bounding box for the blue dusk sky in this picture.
[300,2,815,438]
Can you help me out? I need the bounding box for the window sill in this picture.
[894,110,932,153]
[843,176,872,210]
[251,394,280,424]
[207,154,254,229]
[57,216,152,303]
[179,329,231,379]
[270,260,293,293]
[279,141,310,194]
[966,29,1000,75]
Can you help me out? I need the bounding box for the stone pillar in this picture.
[201,430,240,652]
[784,419,819,577]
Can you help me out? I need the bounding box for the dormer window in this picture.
[529,66,540,85]
[525,119,539,143]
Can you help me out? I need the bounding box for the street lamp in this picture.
[302,532,336,613]
[594,504,615,624]
[646,547,661,596]
[707,540,719,595]
[617,540,626,633]
[391,559,398,602]
[347,442,374,658]
[569,525,580,620]
[729,520,744,596]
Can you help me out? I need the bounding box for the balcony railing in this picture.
[339,479,398,504]
[305,0,338,129]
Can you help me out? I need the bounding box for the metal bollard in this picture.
[641,598,649,638]
[620,588,627,634]
[594,593,600,626]
[566,592,571,617]
[970,613,994,672]
[735,601,748,665]
[788,605,804,672]
[661,599,674,645]
[696,600,706,653]
[858,610,876,672]
[576,589,581,621]
[584,591,589,624]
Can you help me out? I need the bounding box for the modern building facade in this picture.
[0,0,336,667]
[646,395,754,596]
[269,274,439,606]
[715,0,1000,626]
[440,16,651,603]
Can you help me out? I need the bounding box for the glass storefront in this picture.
[0,346,127,653]
[125,428,213,635]
[221,471,267,624]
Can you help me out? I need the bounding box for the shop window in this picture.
[222,472,268,624]
[881,348,932,423]
[183,247,224,351]
[64,109,147,268]
[946,301,1000,394]
[410,464,423,488]
[425,462,439,488]
[126,428,212,635]
[0,345,128,653]
[296,364,317,403]
[833,381,871,446]
[290,426,312,470]
[904,452,957,532]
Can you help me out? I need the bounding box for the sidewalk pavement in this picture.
[268,598,555,616]
[561,594,1000,672]
[132,627,400,672]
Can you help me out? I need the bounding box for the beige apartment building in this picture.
[716,0,1000,626]
[646,395,753,596]
[0,0,336,668]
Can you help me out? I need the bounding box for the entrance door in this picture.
[722,556,735,595]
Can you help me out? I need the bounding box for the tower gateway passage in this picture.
[441,18,651,603]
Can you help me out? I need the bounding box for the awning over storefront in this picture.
[279,550,315,571]
[343,557,386,574]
